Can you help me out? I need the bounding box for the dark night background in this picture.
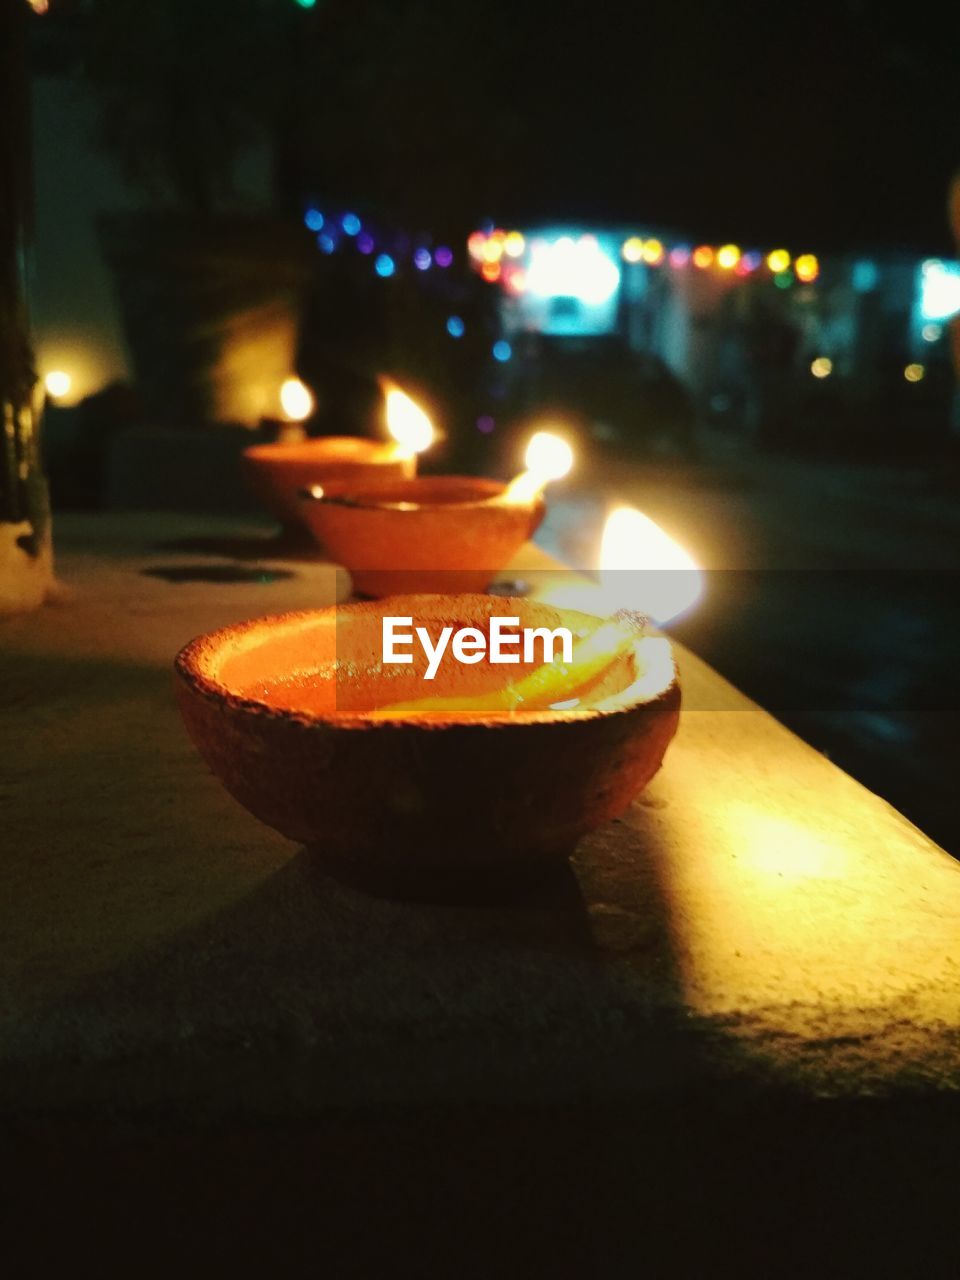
[35,0,960,249]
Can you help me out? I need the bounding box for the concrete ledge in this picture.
[2,513,959,1125]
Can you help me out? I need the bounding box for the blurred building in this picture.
[470,226,960,454]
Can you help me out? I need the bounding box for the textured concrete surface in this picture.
[3,512,960,1122]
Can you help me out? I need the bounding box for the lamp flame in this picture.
[384,384,435,456]
[280,377,314,422]
[524,431,573,483]
[599,505,702,625]
[503,430,574,504]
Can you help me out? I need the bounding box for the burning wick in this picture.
[502,431,574,504]
[370,504,701,719]
[383,381,435,460]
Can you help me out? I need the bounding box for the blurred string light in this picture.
[717,244,741,270]
[810,357,833,379]
[641,238,665,265]
[303,206,464,278]
[774,271,793,290]
[471,228,823,287]
[28,0,50,12]
[794,253,819,283]
[446,315,465,338]
[477,415,496,434]
[295,0,317,9]
[492,340,513,362]
[622,237,645,264]
[904,363,925,383]
[922,323,942,342]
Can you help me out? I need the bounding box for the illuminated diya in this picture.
[175,593,680,889]
[297,430,574,595]
[242,381,434,537]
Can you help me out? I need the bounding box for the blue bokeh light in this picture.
[318,234,336,254]
[492,340,512,363]
[341,213,361,236]
[304,208,324,232]
[446,315,465,338]
[375,253,396,278]
[356,233,375,255]
[435,246,454,268]
[413,248,432,271]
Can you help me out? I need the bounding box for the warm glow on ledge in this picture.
[717,244,741,270]
[383,383,435,456]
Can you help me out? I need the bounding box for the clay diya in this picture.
[297,431,574,595]
[241,381,434,538]
[175,593,680,891]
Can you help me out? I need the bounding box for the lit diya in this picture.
[174,508,698,893]
[241,379,435,539]
[297,430,574,596]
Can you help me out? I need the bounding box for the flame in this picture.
[503,430,574,504]
[280,377,314,422]
[524,431,574,483]
[384,384,435,456]
[599,506,702,625]
[44,370,72,401]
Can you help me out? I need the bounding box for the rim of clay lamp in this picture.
[243,436,400,465]
[174,598,679,731]
[304,475,514,513]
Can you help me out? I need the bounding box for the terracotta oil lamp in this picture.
[241,380,435,539]
[175,506,701,894]
[175,593,681,892]
[296,430,575,596]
